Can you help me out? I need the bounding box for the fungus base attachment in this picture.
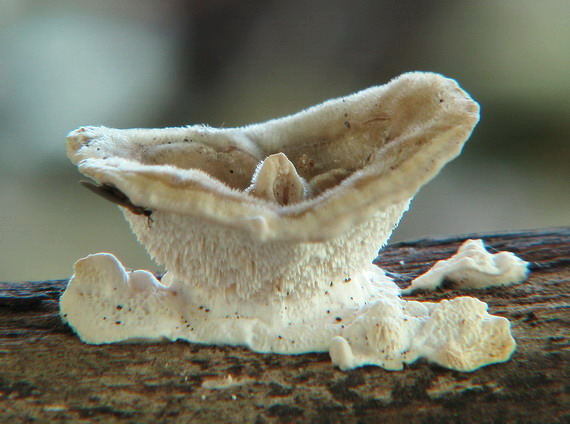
[61,239,522,372]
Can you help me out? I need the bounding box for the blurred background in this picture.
[1,0,568,281]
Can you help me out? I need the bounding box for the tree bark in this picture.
[1,228,568,423]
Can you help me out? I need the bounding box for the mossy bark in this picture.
[1,228,568,423]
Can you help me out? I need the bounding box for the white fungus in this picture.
[402,239,529,294]
[61,72,527,372]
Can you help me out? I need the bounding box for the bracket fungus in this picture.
[61,72,528,372]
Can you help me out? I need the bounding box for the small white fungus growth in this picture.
[402,239,529,294]
[61,72,527,372]
[330,296,516,372]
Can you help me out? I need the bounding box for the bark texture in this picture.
[1,228,568,423]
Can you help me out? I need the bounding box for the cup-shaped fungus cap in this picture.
[67,72,479,243]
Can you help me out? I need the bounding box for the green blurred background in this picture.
[1,0,568,281]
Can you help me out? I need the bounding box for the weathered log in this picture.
[1,228,568,423]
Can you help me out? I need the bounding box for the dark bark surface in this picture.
[1,228,568,423]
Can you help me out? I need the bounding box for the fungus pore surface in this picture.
[61,72,528,372]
